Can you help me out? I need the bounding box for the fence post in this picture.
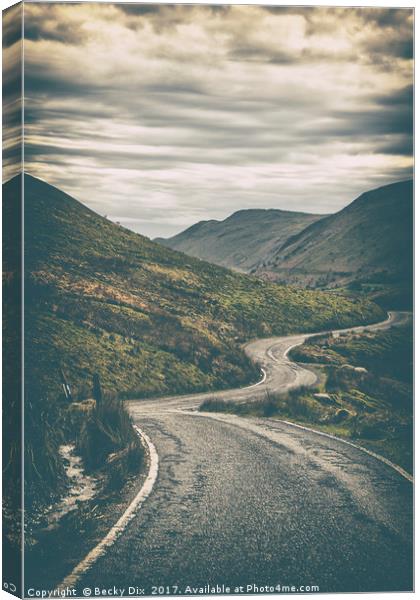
[59,368,72,402]
[93,373,102,404]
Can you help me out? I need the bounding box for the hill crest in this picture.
[156,206,324,272]
[256,179,413,288]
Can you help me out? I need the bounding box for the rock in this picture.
[331,408,352,423]
[340,363,367,374]
[313,393,335,405]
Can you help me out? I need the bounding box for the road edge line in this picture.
[280,419,413,483]
[265,310,412,483]
[192,407,413,484]
[242,367,267,389]
[58,426,159,590]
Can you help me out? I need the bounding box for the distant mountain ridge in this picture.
[254,180,413,288]
[156,208,323,272]
[157,180,413,291]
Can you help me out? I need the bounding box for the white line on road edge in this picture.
[58,426,159,590]
[243,367,267,389]
[259,312,413,482]
[191,408,413,484]
[280,419,413,483]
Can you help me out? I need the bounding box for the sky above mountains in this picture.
[4,3,413,237]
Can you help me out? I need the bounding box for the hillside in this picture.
[253,180,413,290]
[156,209,322,272]
[13,174,385,400]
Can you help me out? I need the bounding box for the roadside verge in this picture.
[58,426,159,590]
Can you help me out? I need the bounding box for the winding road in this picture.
[72,312,413,594]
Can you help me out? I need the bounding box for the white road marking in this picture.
[58,426,159,590]
[242,367,267,389]
[280,420,413,483]
[57,309,411,589]
[181,408,413,484]
[182,310,413,484]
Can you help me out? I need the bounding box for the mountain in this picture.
[9,174,384,400]
[253,180,413,290]
[155,209,323,272]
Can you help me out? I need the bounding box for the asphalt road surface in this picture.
[77,312,413,594]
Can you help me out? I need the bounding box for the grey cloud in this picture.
[2,3,22,48]
[143,82,207,95]
[365,37,413,61]
[229,45,299,64]
[117,4,173,16]
[20,3,413,237]
[22,3,91,44]
[3,5,23,181]
[118,3,229,17]
[353,7,412,28]
[374,85,413,108]
[377,138,413,157]
[24,20,87,43]
[331,107,412,137]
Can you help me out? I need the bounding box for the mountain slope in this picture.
[254,180,413,288]
[156,209,323,272]
[13,174,384,399]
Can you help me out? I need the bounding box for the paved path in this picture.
[73,312,414,594]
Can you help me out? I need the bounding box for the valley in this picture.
[2,173,412,595]
[156,208,323,272]
[158,180,413,300]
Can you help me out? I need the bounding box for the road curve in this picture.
[74,311,413,594]
[126,310,409,412]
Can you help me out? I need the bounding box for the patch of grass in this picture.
[23,376,144,537]
[23,383,69,514]
[201,387,322,421]
[75,395,144,492]
[291,325,413,384]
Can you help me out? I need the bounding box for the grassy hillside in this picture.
[289,323,413,471]
[156,208,323,273]
[254,180,413,292]
[14,173,385,400]
[290,323,413,383]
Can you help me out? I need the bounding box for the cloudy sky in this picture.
[4,3,414,238]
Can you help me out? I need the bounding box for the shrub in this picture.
[281,387,320,420]
[76,395,143,491]
[23,395,68,511]
[200,397,231,412]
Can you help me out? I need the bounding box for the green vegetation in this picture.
[24,377,144,519]
[1,174,386,525]
[201,386,324,421]
[24,391,144,592]
[290,324,412,383]
[202,324,413,473]
[345,281,413,312]
[20,174,384,401]
[73,395,144,491]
